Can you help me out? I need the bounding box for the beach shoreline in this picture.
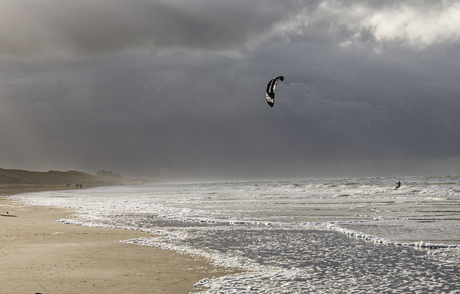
[0,186,235,294]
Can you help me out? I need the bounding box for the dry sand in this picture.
[0,187,235,294]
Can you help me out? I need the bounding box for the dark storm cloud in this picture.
[2,0,459,58]
[1,0,460,180]
[0,0,310,58]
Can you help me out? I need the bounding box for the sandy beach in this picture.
[0,187,234,294]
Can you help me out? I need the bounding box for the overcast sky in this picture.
[1,0,460,181]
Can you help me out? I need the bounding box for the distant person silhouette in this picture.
[395,181,401,190]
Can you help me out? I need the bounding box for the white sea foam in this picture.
[11,176,460,293]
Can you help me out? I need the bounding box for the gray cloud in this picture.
[1,0,460,180]
[0,0,307,59]
[2,1,460,59]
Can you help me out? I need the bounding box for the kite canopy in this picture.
[265,76,284,107]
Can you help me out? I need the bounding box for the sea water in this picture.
[12,175,460,293]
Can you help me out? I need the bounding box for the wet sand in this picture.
[0,187,234,294]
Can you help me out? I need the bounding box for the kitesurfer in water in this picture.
[395,181,401,190]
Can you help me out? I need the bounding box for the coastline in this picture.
[0,186,235,294]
